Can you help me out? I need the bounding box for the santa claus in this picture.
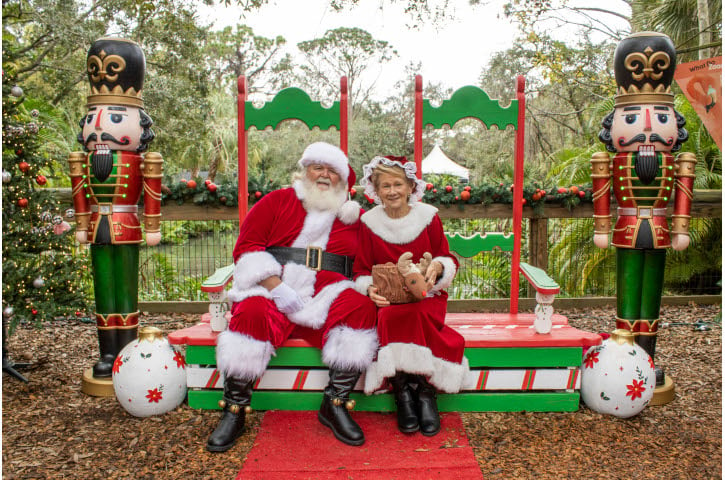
[207,142,378,451]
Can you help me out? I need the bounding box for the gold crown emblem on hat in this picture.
[619,46,672,96]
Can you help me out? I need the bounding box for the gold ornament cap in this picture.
[610,329,635,346]
[138,326,163,342]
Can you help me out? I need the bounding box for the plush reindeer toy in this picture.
[372,252,432,304]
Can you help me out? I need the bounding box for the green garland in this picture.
[161,174,593,212]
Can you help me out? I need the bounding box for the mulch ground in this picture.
[2,303,721,479]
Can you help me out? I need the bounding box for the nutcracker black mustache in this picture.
[84,132,131,148]
[618,133,673,147]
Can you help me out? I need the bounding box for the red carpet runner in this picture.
[236,411,483,479]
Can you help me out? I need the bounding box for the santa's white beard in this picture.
[300,177,347,212]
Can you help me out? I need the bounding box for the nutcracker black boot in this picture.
[92,327,117,378]
[392,372,419,433]
[318,368,365,446]
[414,375,441,436]
[207,376,254,452]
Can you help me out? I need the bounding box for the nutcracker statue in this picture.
[592,32,695,403]
[69,38,163,395]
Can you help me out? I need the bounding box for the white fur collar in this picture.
[293,180,359,225]
[361,202,438,244]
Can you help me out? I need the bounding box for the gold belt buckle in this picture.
[306,246,323,271]
[638,207,652,219]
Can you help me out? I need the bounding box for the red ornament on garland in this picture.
[445,185,453,193]
[35,175,47,185]
[207,183,217,193]
[18,161,30,173]
[17,198,28,208]
[426,183,434,191]
[460,190,471,201]
[186,180,197,189]
[254,191,262,199]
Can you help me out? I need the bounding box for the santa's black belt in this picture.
[266,246,353,278]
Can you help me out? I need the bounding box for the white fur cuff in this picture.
[216,330,275,381]
[322,326,379,371]
[354,275,373,296]
[231,251,281,292]
[429,256,457,293]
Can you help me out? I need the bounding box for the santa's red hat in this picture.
[360,155,427,204]
[298,142,355,192]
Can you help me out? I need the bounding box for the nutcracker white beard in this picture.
[298,175,347,212]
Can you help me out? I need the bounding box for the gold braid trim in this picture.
[592,182,611,200]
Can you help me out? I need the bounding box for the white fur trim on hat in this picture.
[216,330,275,381]
[428,256,457,294]
[322,326,379,371]
[360,156,427,205]
[298,142,349,183]
[360,202,438,244]
[363,342,469,394]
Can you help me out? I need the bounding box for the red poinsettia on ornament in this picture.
[146,387,163,403]
[173,351,186,369]
[625,379,646,400]
[583,350,600,369]
[112,356,123,374]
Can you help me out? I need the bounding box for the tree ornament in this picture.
[2,170,11,183]
[52,215,63,225]
[41,211,52,222]
[30,109,39,117]
[33,277,45,288]
[17,198,28,208]
[35,175,47,185]
[18,161,30,173]
[27,122,39,134]
[10,85,23,97]
[14,127,25,136]
[64,208,75,219]
[3,306,14,319]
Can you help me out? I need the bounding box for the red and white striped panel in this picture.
[186,367,580,391]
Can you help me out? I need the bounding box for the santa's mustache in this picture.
[84,132,131,148]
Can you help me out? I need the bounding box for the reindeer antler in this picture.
[397,252,415,276]
[417,252,433,272]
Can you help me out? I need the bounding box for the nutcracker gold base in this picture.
[81,367,115,397]
[650,375,675,406]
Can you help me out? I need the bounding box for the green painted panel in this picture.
[186,346,582,368]
[187,390,579,412]
[423,86,518,130]
[463,347,583,368]
[519,262,560,290]
[186,345,216,365]
[269,347,325,367]
[201,264,234,288]
[245,88,340,131]
[446,232,514,256]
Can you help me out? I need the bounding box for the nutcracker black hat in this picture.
[613,31,676,107]
[86,37,145,108]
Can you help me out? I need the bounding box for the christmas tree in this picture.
[2,77,92,333]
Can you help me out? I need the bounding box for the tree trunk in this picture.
[696,0,712,59]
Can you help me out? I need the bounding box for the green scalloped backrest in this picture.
[245,87,340,131]
[423,86,518,130]
[445,232,515,257]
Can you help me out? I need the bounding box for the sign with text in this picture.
[674,56,722,150]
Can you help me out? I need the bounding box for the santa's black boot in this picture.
[318,369,365,446]
[392,372,419,433]
[414,375,441,436]
[92,327,117,378]
[207,376,254,452]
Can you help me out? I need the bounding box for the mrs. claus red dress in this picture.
[353,202,469,393]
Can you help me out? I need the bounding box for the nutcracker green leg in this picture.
[616,248,666,385]
[90,245,140,378]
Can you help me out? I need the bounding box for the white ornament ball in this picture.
[3,306,14,318]
[2,170,11,183]
[112,326,187,417]
[580,329,656,418]
[10,85,23,97]
[32,277,45,288]
[65,208,75,219]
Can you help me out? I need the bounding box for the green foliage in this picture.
[1,78,92,332]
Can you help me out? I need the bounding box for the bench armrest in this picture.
[201,264,235,332]
[519,262,559,335]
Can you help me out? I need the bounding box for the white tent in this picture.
[421,145,470,180]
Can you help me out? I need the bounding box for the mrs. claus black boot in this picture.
[206,376,254,452]
[392,372,419,433]
[415,375,441,436]
[318,368,365,446]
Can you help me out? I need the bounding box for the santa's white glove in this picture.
[270,282,304,314]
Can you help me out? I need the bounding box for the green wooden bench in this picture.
[169,75,602,413]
